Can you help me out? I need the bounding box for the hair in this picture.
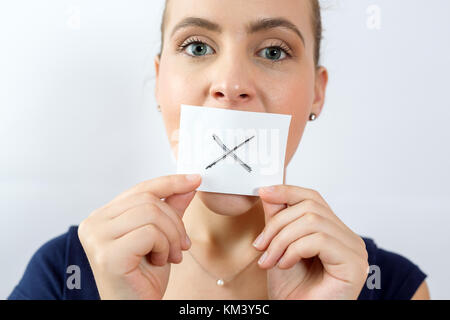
[158,0,322,67]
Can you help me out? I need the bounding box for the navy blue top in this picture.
[7,225,427,300]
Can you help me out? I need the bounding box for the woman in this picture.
[8,0,429,300]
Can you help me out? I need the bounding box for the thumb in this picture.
[259,192,287,223]
[164,190,197,217]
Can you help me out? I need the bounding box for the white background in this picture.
[1,0,449,299]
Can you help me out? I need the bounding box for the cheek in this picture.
[158,59,205,157]
[285,113,308,165]
[267,77,313,165]
[161,112,180,159]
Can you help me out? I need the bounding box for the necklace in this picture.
[186,249,262,286]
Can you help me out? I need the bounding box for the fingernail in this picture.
[186,174,200,181]
[185,234,191,247]
[253,232,264,248]
[258,251,268,265]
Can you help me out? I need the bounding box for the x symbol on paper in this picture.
[205,134,255,172]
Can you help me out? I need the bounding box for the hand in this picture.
[78,174,202,300]
[254,185,369,300]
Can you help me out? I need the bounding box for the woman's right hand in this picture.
[77,174,202,300]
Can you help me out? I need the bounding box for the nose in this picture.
[210,83,251,105]
[208,57,256,109]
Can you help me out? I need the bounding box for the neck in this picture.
[183,167,289,255]
[183,194,265,254]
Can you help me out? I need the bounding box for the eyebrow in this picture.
[170,16,305,47]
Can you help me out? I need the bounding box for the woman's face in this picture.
[154,0,328,215]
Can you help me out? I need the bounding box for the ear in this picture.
[154,55,161,105]
[311,66,329,117]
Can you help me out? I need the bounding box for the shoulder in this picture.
[357,236,428,300]
[8,225,99,300]
[7,228,69,299]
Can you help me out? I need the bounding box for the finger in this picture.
[112,224,170,274]
[164,190,196,218]
[258,185,330,209]
[276,232,368,284]
[102,191,163,219]
[108,203,183,263]
[102,191,191,250]
[256,213,364,269]
[260,198,287,223]
[153,197,192,250]
[254,200,355,250]
[113,174,202,202]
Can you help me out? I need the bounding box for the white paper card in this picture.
[176,104,292,196]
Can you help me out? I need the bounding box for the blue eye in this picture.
[180,40,214,57]
[257,46,288,61]
[178,38,292,62]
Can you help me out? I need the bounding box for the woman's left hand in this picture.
[255,185,369,300]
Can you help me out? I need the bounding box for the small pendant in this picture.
[216,279,224,286]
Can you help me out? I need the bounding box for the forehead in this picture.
[165,0,313,41]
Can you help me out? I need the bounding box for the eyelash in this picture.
[176,37,294,63]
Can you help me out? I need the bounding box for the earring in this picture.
[309,113,317,121]
[157,105,161,112]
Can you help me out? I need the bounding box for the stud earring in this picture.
[157,105,161,112]
[309,113,317,121]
